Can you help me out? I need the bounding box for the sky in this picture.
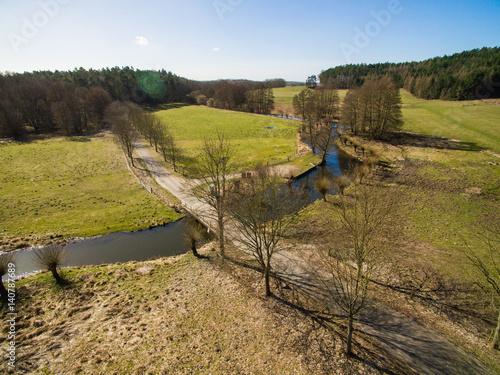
[0,0,499,82]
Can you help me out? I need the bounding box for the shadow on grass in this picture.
[383,131,485,152]
[146,103,191,112]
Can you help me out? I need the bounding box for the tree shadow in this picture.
[383,131,485,152]
[146,103,191,112]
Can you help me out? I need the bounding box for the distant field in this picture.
[154,106,300,171]
[273,86,307,105]
[272,86,348,111]
[401,90,500,153]
[0,133,180,250]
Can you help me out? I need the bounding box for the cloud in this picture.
[213,47,220,52]
[135,36,149,46]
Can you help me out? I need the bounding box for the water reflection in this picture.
[12,220,193,277]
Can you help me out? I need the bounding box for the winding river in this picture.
[9,136,354,277]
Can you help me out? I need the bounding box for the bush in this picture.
[314,176,332,201]
[0,252,16,302]
[33,243,67,284]
[333,175,352,195]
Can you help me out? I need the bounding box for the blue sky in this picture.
[1,0,499,81]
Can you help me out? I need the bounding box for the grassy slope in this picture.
[2,247,400,375]
[155,106,301,170]
[401,90,500,153]
[0,133,181,249]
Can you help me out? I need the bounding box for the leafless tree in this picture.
[193,132,235,257]
[33,243,67,284]
[106,101,136,166]
[464,223,500,350]
[228,165,304,296]
[309,183,391,355]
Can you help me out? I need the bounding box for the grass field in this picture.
[154,106,301,171]
[0,133,180,250]
[401,90,500,153]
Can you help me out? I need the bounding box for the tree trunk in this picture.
[493,306,500,350]
[218,213,225,257]
[265,265,271,297]
[0,280,8,303]
[346,315,354,356]
[50,268,63,284]
[191,239,200,258]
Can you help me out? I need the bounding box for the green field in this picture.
[0,133,180,249]
[273,86,307,104]
[401,90,500,153]
[154,106,301,171]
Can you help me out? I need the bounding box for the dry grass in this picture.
[0,244,413,375]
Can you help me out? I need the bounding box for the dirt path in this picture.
[134,143,492,375]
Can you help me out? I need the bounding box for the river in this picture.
[9,137,354,277]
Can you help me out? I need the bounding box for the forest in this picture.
[0,67,283,138]
[319,47,500,100]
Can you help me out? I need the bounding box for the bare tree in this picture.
[0,253,16,302]
[464,224,500,350]
[106,101,136,166]
[316,119,336,165]
[228,165,304,296]
[33,243,67,284]
[311,183,391,355]
[194,132,235,257]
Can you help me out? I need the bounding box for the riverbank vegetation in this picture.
[0,133,181,252]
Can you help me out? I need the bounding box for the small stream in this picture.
[11,220,191,277]
[8,132,354,277]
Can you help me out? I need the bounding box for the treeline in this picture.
[189,81,276,115]
[319,47,500,100]
[292,77,402,161]
[0,67,287,138]
[105,101,182,172]
[0,67,194,138]
[0,75,112,138]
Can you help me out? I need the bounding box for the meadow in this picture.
[154,106,302,171]
[0,133,181,250]
[292,90,500,371]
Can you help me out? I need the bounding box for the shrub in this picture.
[33,243,67,284]
[0,253,16,302]
[314,176,332,201]
[333,175,352,195]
